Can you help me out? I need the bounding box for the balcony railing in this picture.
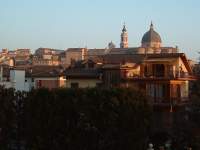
[143,71,190,79]
[122,70,191,80]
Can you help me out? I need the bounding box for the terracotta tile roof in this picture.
[25,66,64,77]
[89,53,192,74]
[101,54,145,64]
[65,68,101,79]
[66,48,86,52]
[102,63,139,70]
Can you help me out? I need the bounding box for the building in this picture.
[62,23,197,135]
[120,24,128,48]
[35,48,64,56]
[0,65,66,91]
[15,48,31,56]
[65,22,196,111]
[65,59,102,88]
[0,49,9,57]
[0,22,197,99]
[0,65,30,91]
[0,57,14,66]
[65,48,87,66]
[32,48,65,66]
[65,68,102,88]
[86,48,108,61]
[32,55,61,66]
[101,53,194,104]
[0,48,31,66]
[25,66,66,90]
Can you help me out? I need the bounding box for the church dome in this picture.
[108,41,116,49]
[142,23,162,44]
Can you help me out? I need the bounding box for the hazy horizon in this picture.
[0,0,200,60]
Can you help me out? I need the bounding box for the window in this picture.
[153,64,165,77]
[71,83,79,88]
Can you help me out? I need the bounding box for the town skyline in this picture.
[1,0,200,60]
[1,1,200,148]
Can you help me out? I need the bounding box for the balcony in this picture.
[144,71,190,79]
[121,67,192,81]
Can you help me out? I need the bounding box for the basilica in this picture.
[94,22,178,56]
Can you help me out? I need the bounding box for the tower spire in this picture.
[150,21,154,30]
[120,23,128,48]
[122,22,127,32]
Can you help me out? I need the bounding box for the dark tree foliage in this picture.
[0,87,152,150]
[148,80,200,150]
[188,80,200,149]
[0,86,27,150]
[0,86,16,149]
[191,80,200,125]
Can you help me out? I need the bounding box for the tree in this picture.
[0,86,16,149]
[188,79,200,149]
[0,86,152,150]
[22,88,152,150]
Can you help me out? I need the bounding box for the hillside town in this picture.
[1,23,200,149]
[0,23,198,94]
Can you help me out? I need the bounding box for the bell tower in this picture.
[120,23,128,48]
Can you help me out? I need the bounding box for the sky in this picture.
[0,0,200,60]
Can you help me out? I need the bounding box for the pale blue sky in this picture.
[0,0,200,60]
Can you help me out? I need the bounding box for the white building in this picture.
[0,66,30,91]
